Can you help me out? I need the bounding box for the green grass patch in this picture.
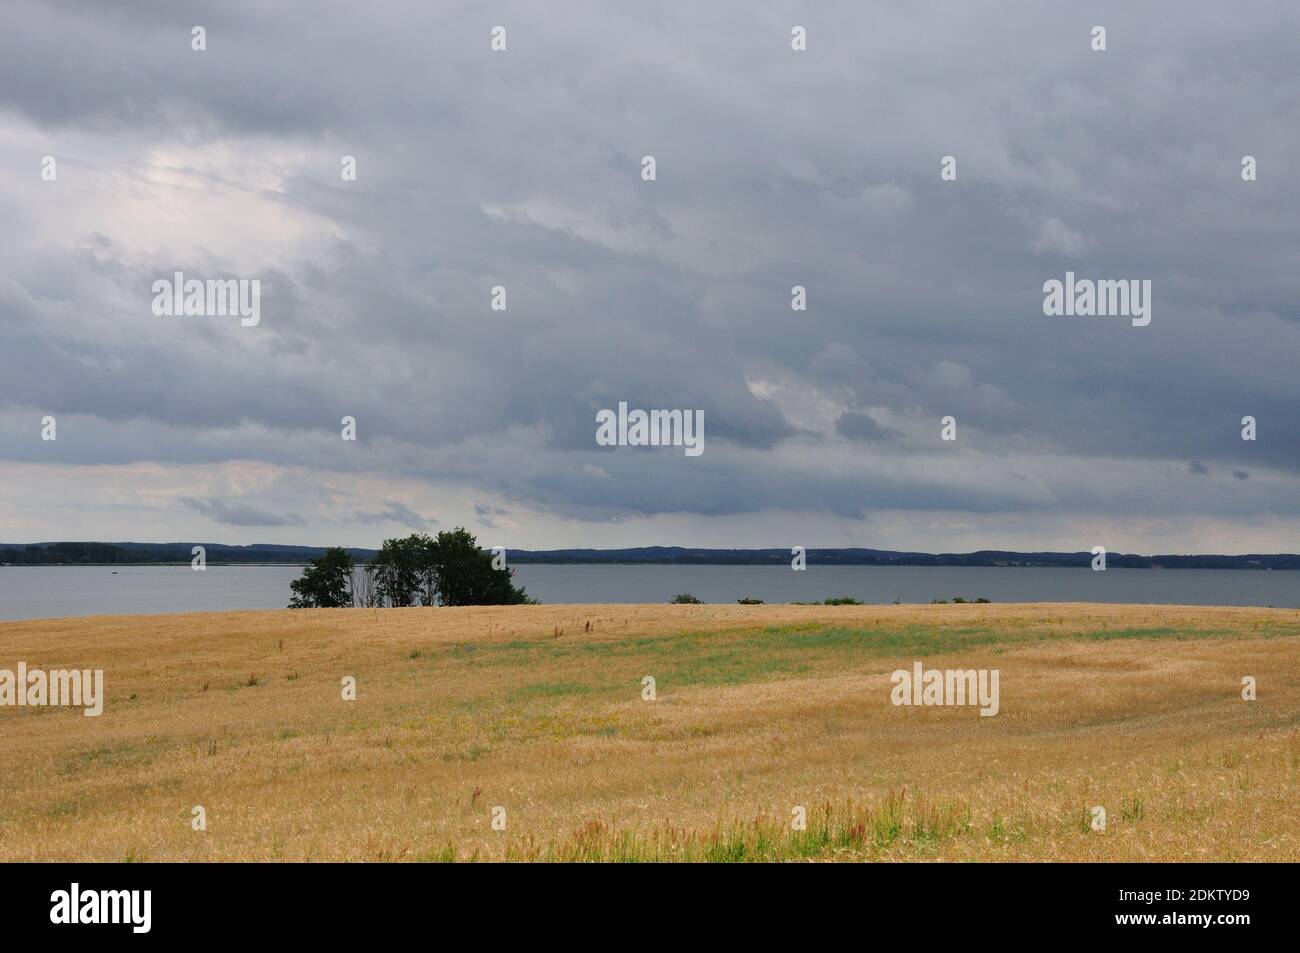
[441,618,1300,706]
[507,680,605,702]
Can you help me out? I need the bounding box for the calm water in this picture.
[0,565,1296,621]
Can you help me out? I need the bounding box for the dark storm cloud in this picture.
[1,1,1299,538]
[835,412,902,444]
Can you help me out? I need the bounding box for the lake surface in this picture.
[0,564,1296,621]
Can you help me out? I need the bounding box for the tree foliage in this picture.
[302,527,530,609]
[371,534,435,607]
[288,547,354,608]
[431,528,530,607]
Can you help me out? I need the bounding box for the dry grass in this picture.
[1,602,1298,861]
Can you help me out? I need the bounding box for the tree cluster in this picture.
[288,528,532,609]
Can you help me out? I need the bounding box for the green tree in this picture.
[429,528,530,606]
[302,529,530,608]
[370,534,434,607]
[288,548,354,608]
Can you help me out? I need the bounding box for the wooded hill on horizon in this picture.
[3,542,1299,570]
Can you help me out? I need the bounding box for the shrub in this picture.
[669,594,702,604]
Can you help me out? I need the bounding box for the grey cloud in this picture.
[473,502,509,528]
[179,497,305,527]
[354,502,436,531]
[1,2,1299,547]
[835,412,902,444]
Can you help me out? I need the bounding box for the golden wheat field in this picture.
[1,602,1297,862]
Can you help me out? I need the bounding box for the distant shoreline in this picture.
[4,542,1300,570]
[0,562,309,568]
[3,560,1298,571]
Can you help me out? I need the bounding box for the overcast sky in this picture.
[2,1,1298,553]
